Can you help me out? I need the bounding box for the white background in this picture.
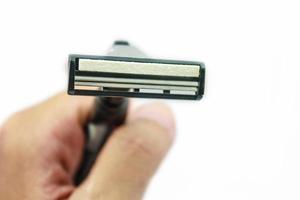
[0,0,299,199]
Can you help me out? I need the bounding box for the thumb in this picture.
[71,102,176,200]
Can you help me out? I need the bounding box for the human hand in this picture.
[0,92,175,200]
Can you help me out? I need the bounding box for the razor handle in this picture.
[74,97,128,185]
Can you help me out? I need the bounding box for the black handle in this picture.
[74,97,128,185]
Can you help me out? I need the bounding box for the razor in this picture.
[68,41,205,184]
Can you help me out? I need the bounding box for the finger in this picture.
[2,92,94,168]
[1,92,94,177]
[31,92,94,125]
[72,102,175,200]
[34,92,94,176]
[27,92,94,171]
[0,92,95,199]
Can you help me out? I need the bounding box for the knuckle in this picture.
[0,114,18,138]
[0,123,13,158]
[2,110,26,129]
[0,112,25,139]
[0,110,30,156]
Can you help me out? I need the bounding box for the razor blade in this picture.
[70,41,205,184]
[68,42,205,100]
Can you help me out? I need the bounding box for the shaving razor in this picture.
[68,41,205,184]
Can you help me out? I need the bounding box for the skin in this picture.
[0,92,175,200]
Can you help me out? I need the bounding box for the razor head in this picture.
[68,55,205,100]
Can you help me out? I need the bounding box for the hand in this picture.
[0,92,175,200]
